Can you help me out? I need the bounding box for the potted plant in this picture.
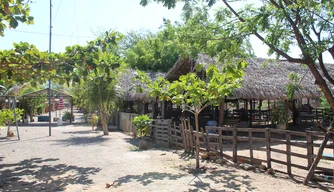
[271,102,289,129]
[91,114,99,130]
[62,111,74,123]
[132,114,151,149]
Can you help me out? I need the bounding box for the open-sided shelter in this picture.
[164,54,334,127]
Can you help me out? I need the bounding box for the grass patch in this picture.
[128,146,140,152]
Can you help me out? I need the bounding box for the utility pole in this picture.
[48,0,52,136]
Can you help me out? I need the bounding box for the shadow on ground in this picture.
[0,136,49,146]
[112,172,187,188]
[0,157,100,191]
[270,171,334,192]
[202,169,254,191]
[51,135,110,146]
[62,130,101,135]
[111,168,255,191]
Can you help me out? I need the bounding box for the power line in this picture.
[4,29,95,39]
[52,0,63,23]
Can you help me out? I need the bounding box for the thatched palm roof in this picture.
[117,69,165,102]
[165,54,334,100]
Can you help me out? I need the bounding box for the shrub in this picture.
[132,115,151,137]
[0,108,24,126]
[63,111,74,121]
[271,102,288,125]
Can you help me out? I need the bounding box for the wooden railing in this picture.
[150,119,334,182]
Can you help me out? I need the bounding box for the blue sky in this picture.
[1,0,333,63]
[1,0,183,52]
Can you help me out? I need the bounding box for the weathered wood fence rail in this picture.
[150,119,334,183]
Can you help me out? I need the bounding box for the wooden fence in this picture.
[201,127,333,177]
[151,119,171,147]
[150,119,334,183]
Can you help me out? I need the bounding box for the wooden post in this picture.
[250,100,253,128]
[183,119,190,152]
[137,102,141,114]
[168,119,171,147]
[218,100,225,127]
[265,128,272,169]
[187,120,194,154]
[181,120,187,151]
[232,128,237,163]
[70,98,73,123]
[284,100,289,129]
[143,103,149,114]
[304,132,331,185]
[201,128,210,152]
[249,128,253,164]
[306,131,314,168]
[219,129,223,157]
[259,100,262,123]
[161,101,166,119]
[286,130,292,175]
[174,122,177,146]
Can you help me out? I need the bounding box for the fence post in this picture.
[249,128,253,164]
[219,129,223,157]
[173,122,177,147]
[181,119,188,151]
[187,120,195,154]
[306,131,314,169]
[201,128,209,152]
[265,128,272,169]
[233,128,237,163]
[168,120,171,147]
[205,127,210,151]
[286,130,291,175]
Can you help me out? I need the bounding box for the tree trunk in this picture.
[194,112,200,169]
[308,64,334,114]
[101,111,109,135]
[218,100,225,127]
[29,108,33,122]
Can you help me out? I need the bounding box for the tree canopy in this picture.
[0,0,34,36]
[124,29,179,72]
[124,5,254,72]
[140,0,334,115]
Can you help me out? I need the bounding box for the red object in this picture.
[58,97,65,110]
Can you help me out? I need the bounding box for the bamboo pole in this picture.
[232,128,237,162]
[286,131,291,175]
[265,128,272,169]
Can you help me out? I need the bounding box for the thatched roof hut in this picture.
[117,69,165,102]
[165,54,334,100]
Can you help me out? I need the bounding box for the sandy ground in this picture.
[0,124,333,192]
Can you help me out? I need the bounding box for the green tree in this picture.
[140,0,334,119]
[0,0,34,36]
[124,29,179,72]
[65,31,124,135]
[136,62,246,169]
[0,42,52,85]
[125,6,253,72]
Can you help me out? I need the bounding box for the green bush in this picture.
[0,108,24,126]
[63,111,74,121]
[271,102,288,125]
[92,114,99,127]
[132,115,151,137]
